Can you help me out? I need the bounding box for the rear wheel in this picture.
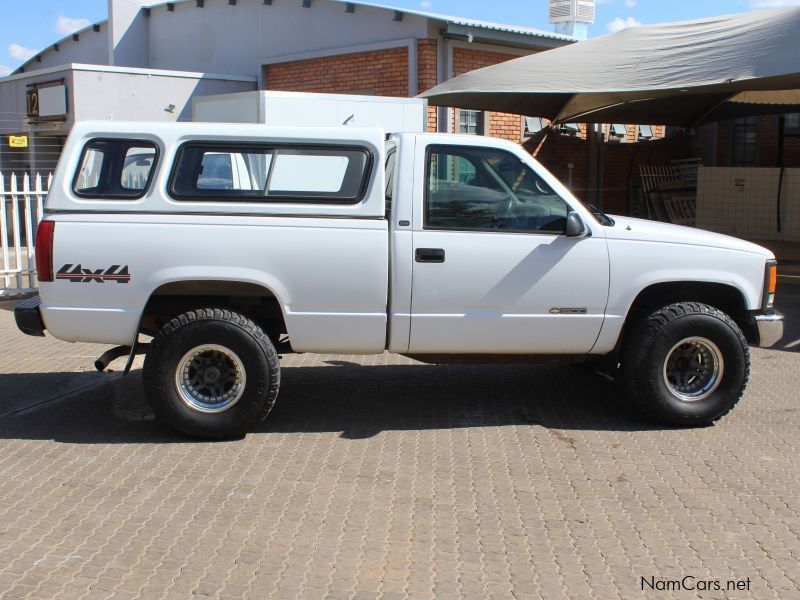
[622,302,749,426]
[143,308,280,438]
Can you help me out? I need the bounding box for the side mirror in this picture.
[565,211,589,238]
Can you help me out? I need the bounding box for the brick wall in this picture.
[529,131,694,215]
[752,116,800,168]
[451,48,526,142]
[417,39,438,132]
[264,46,409,97]
[709,116,800,168]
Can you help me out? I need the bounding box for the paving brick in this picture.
[0,292,799,598]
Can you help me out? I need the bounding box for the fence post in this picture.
[35,173,44,224]
[10,173,23,290]
[0,173,8,288]
[23,173,35,290]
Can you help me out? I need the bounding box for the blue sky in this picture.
[1,0,798,76]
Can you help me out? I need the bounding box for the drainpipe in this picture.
[587,124,604,209]
[436,35,452,133]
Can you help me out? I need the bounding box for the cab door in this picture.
[409,143,610,355]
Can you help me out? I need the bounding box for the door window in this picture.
[426,145,569,233]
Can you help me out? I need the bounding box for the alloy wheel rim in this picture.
[175,344,246,413]
[662,337,725,402]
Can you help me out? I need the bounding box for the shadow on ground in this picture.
[0,371,112,418]
[0,361,679,444]
[0,280,795,445]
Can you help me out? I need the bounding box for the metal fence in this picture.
[0,172,50,297]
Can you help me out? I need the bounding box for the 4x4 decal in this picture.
[56,264,131,284]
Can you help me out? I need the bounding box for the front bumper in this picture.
[14,296,46,337]
[754,310,784,348]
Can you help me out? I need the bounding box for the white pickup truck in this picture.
[15,121,783,438]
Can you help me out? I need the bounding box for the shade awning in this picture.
[420,7,800,126]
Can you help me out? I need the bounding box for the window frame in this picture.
[423,144,571,236]
[168,141,374,204]
[72,138,160,200]
[458,109,485,136]
[638,125,654,141]
[784,113,800,136]
[522,116,547,139]
[730,117,760,166]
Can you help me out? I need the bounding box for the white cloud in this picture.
[55,15,91,36]
[0,65,11,77]
[8,43,37,62]
[749,0,800,7]
[607,16,642,32]
[624,0,637,7]
[420,0,432,7]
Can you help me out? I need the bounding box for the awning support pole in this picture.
[777,115,785,233]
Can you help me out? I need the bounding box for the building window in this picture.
[785,113,800,134]
[609,124,628,142]
[638,125,654,140]
[523,117,548,137]
[731,117,759,165]
[459,109,484,135]
[561,123,581,137]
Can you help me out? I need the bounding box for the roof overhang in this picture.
[442,23,576,51]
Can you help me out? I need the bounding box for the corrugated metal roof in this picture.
[12,0,575,75]
[342,1,577,41]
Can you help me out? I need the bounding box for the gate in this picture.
[0,172,50,297]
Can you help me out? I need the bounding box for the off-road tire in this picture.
[143,308,280,439]
[622,302,750,426]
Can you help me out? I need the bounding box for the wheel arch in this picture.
[139,278,290,347]
[622,281,756,346]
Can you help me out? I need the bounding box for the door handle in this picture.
[416,248,446,263]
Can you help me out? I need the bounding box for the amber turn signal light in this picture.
[768,264,778,295]
[764,262,778,309]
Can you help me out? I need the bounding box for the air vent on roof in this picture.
[549,0,595,24]
[577,2,595,21]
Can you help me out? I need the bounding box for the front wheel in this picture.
[622,302,750,426]
[143,308,280,438]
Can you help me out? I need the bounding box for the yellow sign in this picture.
[8,135,28,148]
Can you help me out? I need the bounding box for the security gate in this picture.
[0,172,49,297]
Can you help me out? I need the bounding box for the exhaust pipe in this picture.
[95,343,150,372]
[94,346,131,372]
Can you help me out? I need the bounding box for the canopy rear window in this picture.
[73,139,158,199]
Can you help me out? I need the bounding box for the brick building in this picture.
[1,0,579,177]
[699,115,800,169]
[5,0,793,219]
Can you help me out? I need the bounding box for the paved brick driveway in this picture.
[0,284,798,599]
